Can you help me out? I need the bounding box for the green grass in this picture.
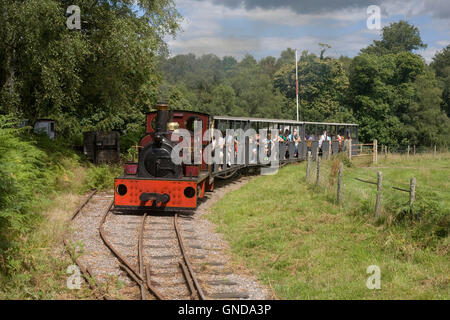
[207,153,450,299]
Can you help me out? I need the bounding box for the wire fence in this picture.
[303,149,446,219]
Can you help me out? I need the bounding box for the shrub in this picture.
[0,116,54,273]
[81,165,122,192]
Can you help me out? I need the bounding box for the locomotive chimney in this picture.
[155,102,169,133]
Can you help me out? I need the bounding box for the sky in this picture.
[164,0,450,62]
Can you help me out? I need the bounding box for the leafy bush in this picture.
[0,116,55,273]
[0,116,87,276]
[81,165,122,192]
[390,191,449,246]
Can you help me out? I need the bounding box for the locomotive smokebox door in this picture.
[84,131,120,164]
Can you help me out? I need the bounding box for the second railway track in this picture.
[68,187,264,300]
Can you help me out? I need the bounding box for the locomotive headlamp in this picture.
[168,122,179,131]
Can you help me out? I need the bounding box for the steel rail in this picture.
[174,214,206,300]
[71,189,97,220]
[98,201,165,300]
[64,189,111,299]
[145,266,166,300]
[179,261,197,300]
[138,213,148,300]
[63,237,112,300]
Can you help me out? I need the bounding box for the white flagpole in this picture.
[295,48,299,121]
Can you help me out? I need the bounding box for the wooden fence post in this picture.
[316,156,321,186]
[328,140,332,160]
[337,162,343,204]
[434,145,436,158]
[410,178,416,207]
[407,145,410,159]
[375,171,382,218]
[306,151,311,180]
[413,145,416,156]
[360,144,363,154]
[373,139,378,164]
[348,139,352,162]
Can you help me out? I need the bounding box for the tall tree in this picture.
[274,52,350,122]
[275,48,296,69]
[408,69,450,146]
[362,20,427,55]
[348,50,449,147]
[431,45,450,116]
[0,0,181,137]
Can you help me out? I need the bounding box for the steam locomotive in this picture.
[114,103,213,212]
[113,103,359,212]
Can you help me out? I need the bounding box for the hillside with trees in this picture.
[160,21,450,149]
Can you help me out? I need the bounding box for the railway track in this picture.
[99,204,205,300]
[68,189,256,300]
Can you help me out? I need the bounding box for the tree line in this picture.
[0,0,180,142]
[0,1,448,148]
[161,21,450,148]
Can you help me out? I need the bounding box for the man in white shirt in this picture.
[318,131,327,148]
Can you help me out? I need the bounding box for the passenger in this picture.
[318,131,327,157]
[272,131,279,160]
[284,129,290,141]
[318,131,327,148]
[278,129,288,142]
[218,132,225,170]
[337,134,343,151]
[249,134,258,163]
[288,130,298,142]
[226,132,234,167]
[289,130,300,157]
[283,129,290,159]
[263,132,272,161]
[307,135,313,153]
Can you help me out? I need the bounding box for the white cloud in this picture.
[168,31,376,60]
[167,36,262,58]
[177,0,366,27]
[419,47,440,63]
[436,40,450,47]
[168,0,449,59]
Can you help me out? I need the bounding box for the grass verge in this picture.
[207,153,449,299]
